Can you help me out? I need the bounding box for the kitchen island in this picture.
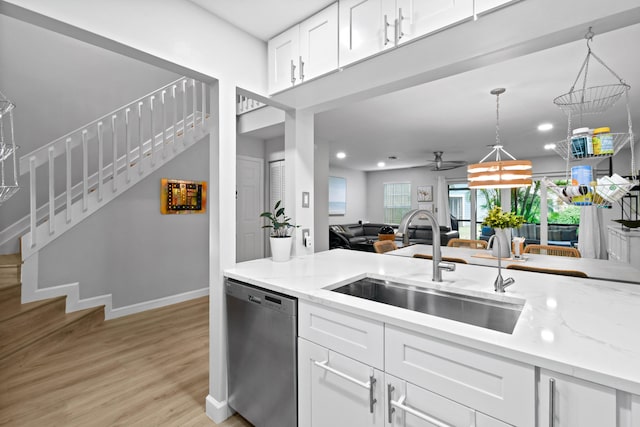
[225,249,640,426]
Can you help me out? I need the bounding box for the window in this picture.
[448,183,471,239]
[384,182,411,224]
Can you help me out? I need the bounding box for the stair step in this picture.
[0,287,64,324]
[0,253,22,288]
[0,296,103,362]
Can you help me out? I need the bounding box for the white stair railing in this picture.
[236,94,265,115]
[19,77,210,258]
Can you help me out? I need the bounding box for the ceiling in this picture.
[194,1,640,172]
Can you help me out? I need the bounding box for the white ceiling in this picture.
[188,0,336,40]
[196,1,640,172]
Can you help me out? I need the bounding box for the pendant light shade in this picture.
[467,88,532,189]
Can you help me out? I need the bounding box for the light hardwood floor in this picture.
[0,296,252,427]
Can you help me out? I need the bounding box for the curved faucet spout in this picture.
[398,209,455,282]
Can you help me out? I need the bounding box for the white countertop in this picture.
[388,244,640,283]
[224,249,640,395]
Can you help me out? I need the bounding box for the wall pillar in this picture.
[284,109,314,256]
[206,78,236,423]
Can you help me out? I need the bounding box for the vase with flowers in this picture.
[482,207,525,258]
[260,200,298,262]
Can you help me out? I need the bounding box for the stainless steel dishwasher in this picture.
[225,277,297,427]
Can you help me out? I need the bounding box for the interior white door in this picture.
[299,3,339,82]
[236,156,264,262]
[396,0,473,44]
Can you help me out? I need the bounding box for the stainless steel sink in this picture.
[331,277,523,334]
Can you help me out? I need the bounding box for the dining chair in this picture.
[412,254,468,264]
[373,240,398,254]
[447,238,488,249]
[522,244,581,258]
[506,264,588,278]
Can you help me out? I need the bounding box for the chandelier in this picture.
[0,90,20,204]
[467,88,532,189]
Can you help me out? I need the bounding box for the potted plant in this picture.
[260,200,298,262]
[482,207,525,258]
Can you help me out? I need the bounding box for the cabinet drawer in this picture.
[385,325,534,426]
[299,301,384,369]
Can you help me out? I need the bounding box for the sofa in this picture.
[329,218,460,252]
[480,223,578,247]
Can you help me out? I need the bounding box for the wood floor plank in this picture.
[0,296,253,427]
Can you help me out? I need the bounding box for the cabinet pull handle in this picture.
[314,360,376,412]
[299,56,305,82]
[389,392,454,427]
[387,384,395,423]
[549,378,556,427]
[383,14,391,46]
[397,8,406,41]
[290,59,296,85]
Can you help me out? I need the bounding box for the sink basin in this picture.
[331,277,523,334]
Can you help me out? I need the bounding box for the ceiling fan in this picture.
[425,151,467,171]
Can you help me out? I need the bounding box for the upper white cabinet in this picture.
[268,3,338,94]
[474,0,517,14]
[339,0,473,67]
[537,369,617,427]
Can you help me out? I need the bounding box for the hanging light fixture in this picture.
[467,88,532,189]
[0,90,20,204]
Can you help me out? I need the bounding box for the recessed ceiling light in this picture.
[377,161,386,167]
[336,151,346,159]
[538,123,553,131]
[544,143,556,150]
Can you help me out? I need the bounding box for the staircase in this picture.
[0,252,104,365]
[12,76,211,318]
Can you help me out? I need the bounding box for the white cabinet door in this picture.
[299,338,385,427]
[299,3,338,82]
[339,0,395,67]
[474,0,516,14]
[268,26,299,93]
[396,0,473,44]
[476,412,511,427]
[537,369,616,427]
[386,373,475,426]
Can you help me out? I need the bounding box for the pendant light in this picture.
[467,88,532,189]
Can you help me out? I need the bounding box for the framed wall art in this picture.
[161,178,207,214]
[417,185,433,202]
[328,176,346,215]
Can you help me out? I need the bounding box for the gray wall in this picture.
[38,138,209,308]
[0,13,180,251]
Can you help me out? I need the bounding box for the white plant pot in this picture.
[270,236,293,262]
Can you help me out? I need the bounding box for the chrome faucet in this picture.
[398,209,456,282]
[493,236,515,293]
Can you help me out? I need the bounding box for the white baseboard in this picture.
[107,287,209,320]
[205,394,233,424]
[21,252,208,320]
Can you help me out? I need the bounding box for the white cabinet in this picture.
[386,373,475,426]
[607,225,640,264]
[537,369,617,427]
[268,3,338,93]
[386,325,534,426]
[339,0,473,67]
[474,0,517,14]
[298,338,385,427]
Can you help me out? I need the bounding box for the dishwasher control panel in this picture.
[225,278,296,315]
